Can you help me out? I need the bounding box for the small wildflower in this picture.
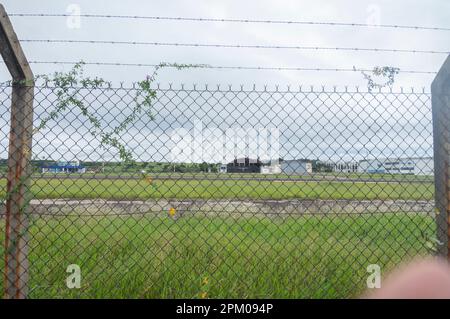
[202,277,209,286]
[169,207,176,217]
[199,291,208,299]
[22,147,30,157]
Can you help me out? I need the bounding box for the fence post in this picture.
[432,55,450,259]
[0,4,34,298]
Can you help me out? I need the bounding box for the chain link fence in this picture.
[1,80,446,298]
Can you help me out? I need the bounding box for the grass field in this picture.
[0,176,434,201]
[0,213,435,298]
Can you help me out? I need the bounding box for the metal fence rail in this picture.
[1,82,445,298]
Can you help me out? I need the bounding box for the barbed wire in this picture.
[9,13,450,32]
[18,60,437,75]
[20,39,450,55]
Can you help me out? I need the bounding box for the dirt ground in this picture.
[1,198,434,218]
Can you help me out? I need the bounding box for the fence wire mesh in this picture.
[0,83,442,298]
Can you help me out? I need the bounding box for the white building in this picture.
[261,162,282,174]
[358,157,433,175]
[333,162,359,173]
[281,160,312,175]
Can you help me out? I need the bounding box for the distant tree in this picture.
[199,162,209,172]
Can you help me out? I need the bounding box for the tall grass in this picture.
[0,177,434,201]
[0,213,435,298]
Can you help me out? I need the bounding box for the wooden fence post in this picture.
[432,55,450,259]
[0,4,34,299]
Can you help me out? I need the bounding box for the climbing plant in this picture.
[361,66,400,91]
[33,61,205,163]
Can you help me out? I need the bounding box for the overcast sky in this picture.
[0,1,448,164]
[1,0,449,87]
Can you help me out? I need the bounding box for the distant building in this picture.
[41,160,86,174]
[333,162,359,173]
[226,157,262,173]
[260,161,282,174]
[314,161,335,173]
[358,157,433,175]
[281,159,312,175]
[219,164,227,173]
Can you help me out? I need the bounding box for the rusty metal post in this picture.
[432,55,450,259]
[0,4,34,298]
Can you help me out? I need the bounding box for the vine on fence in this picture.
[360,66,400,91]
[34,61,204,163]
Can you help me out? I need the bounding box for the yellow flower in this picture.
[22,146,31,157]
[199,291,208,299]
[169,207,176,217]
[202,277,209,286]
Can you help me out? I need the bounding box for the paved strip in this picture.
[0,198,435,217]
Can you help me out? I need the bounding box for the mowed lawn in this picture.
[0,213,435,298]
[0,177,434,200]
